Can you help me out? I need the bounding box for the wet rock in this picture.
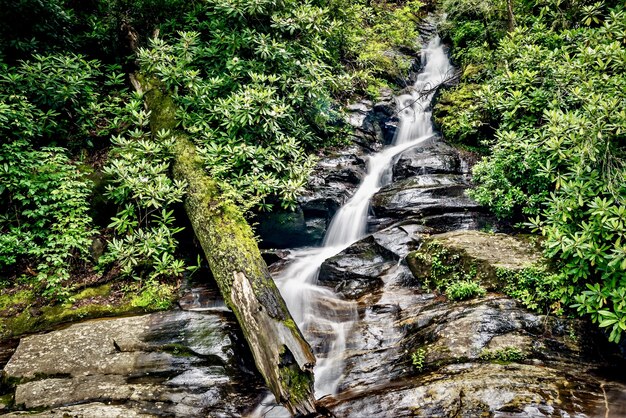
[3,403,156,417]
[406,230,545,289]
[3,309,264,417]
[417,211,494,232]
[371,223,431,260]
[318,236,394,299]
[371,175,485,231]
[393,141,464,181]
[297,146,367,231]
[328,361,626,418]
[316,223,430,299]
[255,208,326,249]
[346,95,400,149]
[325,292,626,418]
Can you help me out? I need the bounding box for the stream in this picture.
[253,35,454,417]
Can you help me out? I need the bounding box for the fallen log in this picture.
[139,76,317,416]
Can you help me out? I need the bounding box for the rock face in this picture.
[2,297,264,417]
[318,223,431,299]
[370,174,490,232]
[406,230,545,289]
[392,140,465,181]
[257,96,400,249]
[312,228,626,418]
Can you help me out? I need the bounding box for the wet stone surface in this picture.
[392,140,465,181]
[1,298,264,417]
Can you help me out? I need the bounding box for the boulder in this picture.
[406,230,545,289]
[371,175,486,231]
[323,291,626,417]
[392,141,464,181]
[318,236,394,299]
[2,308,264,417]
[317,223,430,299]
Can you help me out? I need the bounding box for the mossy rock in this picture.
[406,230,546,291]
[0,283,167,340]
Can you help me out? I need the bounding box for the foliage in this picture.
[137,1,350,210]
[0,0,197,63]
[437,0,626,341]
[479,346,525,363]
[129,280,177,310]
[339,0,424,94]
[0,0,427,304]
[411,347,426,371]
[433,83,489,151]
[0,142,94,298]
[445,280,486,300]
[101,98,189,282]
[414,242,486,300]
[0,53,130,148]
[498,266,563,314]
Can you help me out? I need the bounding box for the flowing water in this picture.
[253,36,453,416]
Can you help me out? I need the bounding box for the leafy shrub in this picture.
[438,1,626,341]
[0,141,94,298]
[498,267,564,314]
[101,98,189,282]
[136,0,352,210]
[445,280,486,301]
[0,53,132,148]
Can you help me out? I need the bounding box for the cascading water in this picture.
[252,36,453,416]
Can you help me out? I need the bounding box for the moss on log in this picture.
[141,78,317,416]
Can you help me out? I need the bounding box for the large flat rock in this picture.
[406,230,545,289]
[2,309,264,417]
[371,174,482,219]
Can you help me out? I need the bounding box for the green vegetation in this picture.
[445,280,487,301]
[435,0,626,342]
[411,347,427,371]
[409,242,486,301]
[480,346,526,363]
[0,0,425,338]
[497,267,563,314]
[0,283,156,340]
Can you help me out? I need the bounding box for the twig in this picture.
[393,69,461,117]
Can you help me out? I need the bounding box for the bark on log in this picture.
[140,77,317,416]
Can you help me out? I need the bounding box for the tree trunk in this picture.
[139,76,317,416]
[507,0,516,31]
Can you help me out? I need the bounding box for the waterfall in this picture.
[252,36,452,416]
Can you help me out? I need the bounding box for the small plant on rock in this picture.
[445,280,486,301]
[411,347,426,372]
[480,346,526,363]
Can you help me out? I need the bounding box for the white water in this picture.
[252,36,452,416]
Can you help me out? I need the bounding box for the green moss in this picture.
[283,318,299,334]
[433,83,490,152]
[480,347,526,364]
[0,289,34,311]
[0,285,147,340]
[279,363,314,405]
[72,284,112,301]
[130,281,176,310]
[0,392,14,409]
